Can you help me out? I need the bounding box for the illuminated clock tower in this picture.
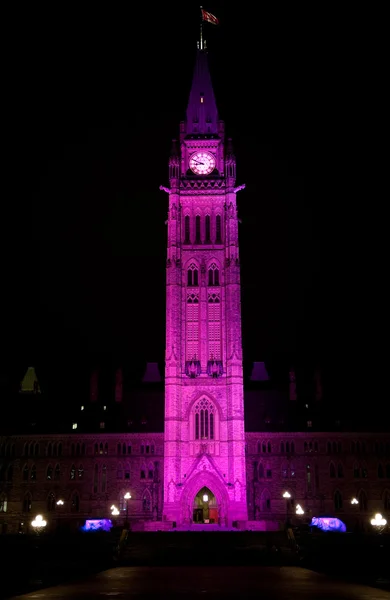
[161,46,247,526]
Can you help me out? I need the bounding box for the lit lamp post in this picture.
[124,492,131,527]
[371,513,387,533]
[56,499,64,506]
[351,498,358,505]
[111,505,119,516]
[295,504,304,516]
[31,514,47,535]
[283,491,291,527]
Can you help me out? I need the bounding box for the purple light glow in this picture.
[311,517,347,532]
[81,519,113,532]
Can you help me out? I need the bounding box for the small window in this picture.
[195,215,201,243]
[205,215,211,242]
[72,423,77,430]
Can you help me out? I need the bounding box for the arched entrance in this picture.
[193,486,218,524]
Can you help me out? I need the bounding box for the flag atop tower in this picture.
[201,9,219,25]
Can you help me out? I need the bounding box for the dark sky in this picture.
[2,3,370,409]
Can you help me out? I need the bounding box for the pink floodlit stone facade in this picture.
[162,49,248,525]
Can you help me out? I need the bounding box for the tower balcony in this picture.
[185,360,201,378]
[207,360,223,378]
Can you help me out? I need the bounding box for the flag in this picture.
[201,9,219,25]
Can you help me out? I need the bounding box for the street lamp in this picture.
[371,513,387,532]
[56,499,64,506]
[31,514,47,534]
[295,504,304,515]
[282,491,291,527]
[351,498,358,505]
[124,492,131,526]
[111,505,119,516]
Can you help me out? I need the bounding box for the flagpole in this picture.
[199,5,203,50]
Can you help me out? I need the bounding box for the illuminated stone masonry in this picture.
[0,432,389,533]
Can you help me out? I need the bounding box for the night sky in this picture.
[2,3,374,415]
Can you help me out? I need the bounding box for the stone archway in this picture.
[180,470,230,525]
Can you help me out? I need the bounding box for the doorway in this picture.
[193,486,218,524]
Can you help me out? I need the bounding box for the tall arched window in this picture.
[54,464,61,480]
[93,464,99,493]
[215,214,222,243]
[358,490,367,511]
[194,398,215,440]
[306,464,312,492]
[30,464,36,480]
[281,464,288,478]
[258,463,264,478]
[208,292,221,361]
[261,489,271,511]
[334,490,343,510]
[184,215,190,243]
[148,462,154,479]
[47,492,56,512]
[0,494,7,513]
[195,215,201,243]
[46,465,53,480]
[101,464,107,492]
[70,464,76,480]
[23,493,32,512]
[71,492,79,513]
[187,263,199,286]
[142,489,152,512]
[205,215,211,243]
[186,292,199,362]
[329,462,336,478]
[78,465,84,479]
[337,463,344,478]
[23,464,29,481]
[208,263,219,286]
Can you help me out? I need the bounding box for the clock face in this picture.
[189,151,216,175]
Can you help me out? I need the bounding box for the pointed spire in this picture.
[186,50,218,135]
[20,366,41,394]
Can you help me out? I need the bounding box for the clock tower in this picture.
[161,47,248,526]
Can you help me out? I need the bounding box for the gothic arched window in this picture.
[23,493,32,513]
[358,489,367,511]
[47,492,56,512]
[46,464,53,480]
[101,464,107,492]
[215,214,222,243]
[334,490,343,510]
[187,263,199,286]
[208,263,219,286]
[184,215,190,243]
[148,462,154,479]
[186,292,199,362]
[71,492,79,513]
[205,215,211,243]
[261,489,271,511]
[208,292,221,361]
[195,215,201,243]
[93,464,99,493]
[78,464,84,479]
[30,464,36,480]
[23,464,29,481]
[70,464,76,480]
[142,490,152,512]
[194,398,215,441]
[54,464,60,480]
[337,463,344,478]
